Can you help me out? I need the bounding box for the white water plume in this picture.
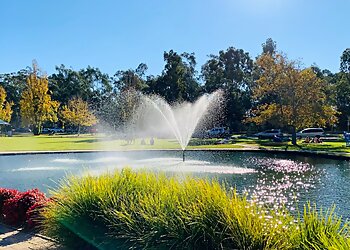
[134,90,223,150]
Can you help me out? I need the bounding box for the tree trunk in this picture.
[292,126,297,145]
[78,125,80,136]
[33,123,41,135]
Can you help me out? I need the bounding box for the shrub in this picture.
[2,188,47,226]
[0,188,19,214]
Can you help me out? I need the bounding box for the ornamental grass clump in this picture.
[41,168,301,249]
[297,204,350,249]
[40,168,350,249]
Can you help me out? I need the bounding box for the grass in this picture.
[0,134,182,151]
[41,169,350,249]
[1,134,349,155]
[0,134,244,152]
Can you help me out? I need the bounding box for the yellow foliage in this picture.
[60,97,97,128]
[20,73,60,131]
[0,86,13,122]
[249,53,338,129]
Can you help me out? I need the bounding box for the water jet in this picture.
[135,90,223,156]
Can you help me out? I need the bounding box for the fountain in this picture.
[134,90,224,161]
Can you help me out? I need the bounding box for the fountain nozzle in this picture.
[182,150,185,162]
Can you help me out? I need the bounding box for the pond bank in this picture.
[1,145,350,160]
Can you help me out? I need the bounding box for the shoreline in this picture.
[1,146,350,160]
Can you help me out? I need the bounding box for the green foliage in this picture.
[0,69,30,126]
[201,47,254,131]
[41,169,350,249]
[298,204,350,249]
[147,50,200,103]
[2,42,350,131]
[340,48,350,73]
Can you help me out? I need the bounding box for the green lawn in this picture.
[0,134,182,151]
[0,134,349,153]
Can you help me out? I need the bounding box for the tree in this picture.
[334,72,350,130]
[0,86,13,122]
[0,68,30,126]
[201,47,254,131]
[60,97,98,135]
[20,64,60,135]
[262,38,277,55]
[148,50,200,103]
[113,63,149,93]
[248,53,338,144]
[340,48,350,73]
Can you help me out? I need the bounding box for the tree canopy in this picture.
[60,97,97,135]
[20,65,60,135]
[247,53,338,143]
[1,39,350,134]
[0,86,13,122]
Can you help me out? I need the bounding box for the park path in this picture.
[0,224,63,249]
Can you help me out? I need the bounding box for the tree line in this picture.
[0,38,349,138]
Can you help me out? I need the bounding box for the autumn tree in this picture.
[248,53,338,144]
[60,97,97,135]
[0,86,13,122]
[20,65,60,135]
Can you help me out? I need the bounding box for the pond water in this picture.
[1,150,350,218]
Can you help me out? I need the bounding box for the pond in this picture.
[1,150,350,218]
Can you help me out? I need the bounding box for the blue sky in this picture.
[0,0,349,76]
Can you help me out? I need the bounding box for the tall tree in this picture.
[113,63,149,93]
[0,86,13,122]
[335,72,350,130]
[340,48,350,73]
[262,38,277,55]
[148,50,200,103]
[60,97,98,135]
[248,53,338,144]
[0,69,30,126]
[201,47,254,131]
[20,64,60,135]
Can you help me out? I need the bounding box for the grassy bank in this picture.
[0,134,244,152]
[1,133,349,153]
[41,169,350,249]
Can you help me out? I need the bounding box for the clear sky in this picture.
[0,0,349,76]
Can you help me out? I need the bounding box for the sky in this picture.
[0,0,349,76]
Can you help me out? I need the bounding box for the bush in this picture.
[0,188,19,216]
[2,188,47,226]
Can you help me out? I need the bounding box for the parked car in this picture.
[50,128,64,133]
[42,127,64,134]
[14,127,32,133]
[254,129,282,139]
[206,127,230,138]
[296,128,325,138]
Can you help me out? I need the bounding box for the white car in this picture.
[296,128,324,138]
[254,129,282,139]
